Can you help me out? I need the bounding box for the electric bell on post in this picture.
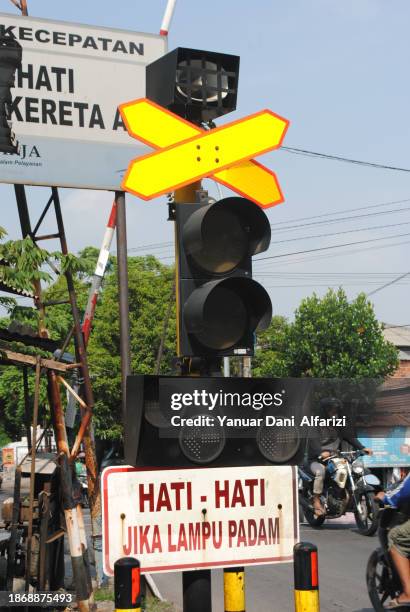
[146,46,240,124]
[0,36,22,154]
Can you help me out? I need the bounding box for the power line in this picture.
[126,211,410,259]
[128,241,173,253]
[255,272,410,285]
[267,238,410,267]
[126,206,410,257]
[273,219,410,245]
[281,147,410,173]
[148,235,410,267]
[125,197,410,253]
[255,230,410,263]
[366,271,410,298]
[256,271,407,275]
[263,283,410,289]
[271,205,410,233]
[270,197,410,227]
[128,208,410,261]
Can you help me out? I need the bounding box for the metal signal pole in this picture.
[223,356,250,612]
[115,191,131,424]
[174,182,212,612]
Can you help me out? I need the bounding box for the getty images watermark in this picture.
[169,389,347,428]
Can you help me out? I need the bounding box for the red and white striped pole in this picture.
[160,0,177,36]
[82,201,117,344]
[65,201,117,430]
[66,201,118,588]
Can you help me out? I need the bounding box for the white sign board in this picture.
[102,465,298,575]
[0,13,166,189]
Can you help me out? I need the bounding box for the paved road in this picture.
[154,515,377,612]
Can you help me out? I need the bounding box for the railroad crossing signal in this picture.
[120,99,289,209]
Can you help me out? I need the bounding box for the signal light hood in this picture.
[183,197,271,275]
[184,276,272,352]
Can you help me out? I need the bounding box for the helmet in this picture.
[319,397,342,414]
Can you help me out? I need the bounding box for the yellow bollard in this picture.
[224,567,245,612]
[293,542,320,612]
[294,590,320,611]
[114,557,141,612]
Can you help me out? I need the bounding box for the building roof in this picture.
[383,325,410,349]
[0,258,35,299]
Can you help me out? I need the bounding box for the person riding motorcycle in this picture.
[307,397,372,516]
[376,474,410,608]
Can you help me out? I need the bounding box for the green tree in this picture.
[86,255,176,440]
[0,226,84,307]
[253,315,291,377]
[0,247,176,442]
[0,236,89,442]
[286,288,398,379]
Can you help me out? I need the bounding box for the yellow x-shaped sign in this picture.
[120,98,289,208]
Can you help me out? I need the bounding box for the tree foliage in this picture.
[0,227,84,303]
[253,315,290,377]
[86,255,175,439]
[0,245,176,442]
[255,288,398,380]
[0,239,95,441]
[0,237,398,443]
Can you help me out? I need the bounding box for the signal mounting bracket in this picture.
[195,188,212,206]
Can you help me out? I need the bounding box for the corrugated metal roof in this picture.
[0,258,35,298]
[0,327,60,353]
[383,325,410,348]
[0,280,34,298]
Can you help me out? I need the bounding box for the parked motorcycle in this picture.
[78,472,89,508]
[366,506,407,610]
[299,449,382,535]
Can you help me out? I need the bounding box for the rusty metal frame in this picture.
[10,184,99,607]
[14,185,95,454]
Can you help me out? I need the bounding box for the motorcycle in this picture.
[366,506,407,610]
[298,449,382,535]
[77,471,89,508]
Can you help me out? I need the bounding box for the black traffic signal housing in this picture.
[146,47,240,124]
[0,36,22,154]
[125,375,311,468]
[175,196,272,358]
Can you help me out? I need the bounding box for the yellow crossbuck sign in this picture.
[120,98,289,208]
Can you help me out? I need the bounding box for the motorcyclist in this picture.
[376,475,410,608]
[307,397,372,516]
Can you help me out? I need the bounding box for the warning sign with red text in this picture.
[102,465,298,575]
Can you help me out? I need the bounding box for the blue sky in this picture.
[1,0,410,324]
